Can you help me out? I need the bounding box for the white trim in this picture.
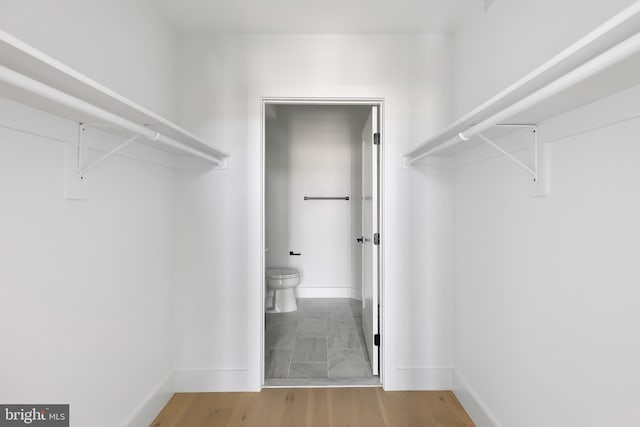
[260,96,385,387]
[122,373,174,427]
[295,287,361,299]
[249,86,398,392]
[174,369,257,392]
[452,370,501,427]
[383,367,453,391]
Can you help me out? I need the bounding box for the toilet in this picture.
[265,268,300,313]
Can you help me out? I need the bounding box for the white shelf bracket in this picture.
[64,123,143,200]
[475,131,538,181]
[64,124,87,199]
[77,123,143,178]
[474,125,550,197]
[80,132,139,177]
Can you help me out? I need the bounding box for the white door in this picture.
[361,105,379,375]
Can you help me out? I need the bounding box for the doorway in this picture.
[262,100,382,387]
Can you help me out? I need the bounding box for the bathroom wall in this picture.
[265,105,367,299]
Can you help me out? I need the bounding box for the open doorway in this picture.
[262,101,382,387]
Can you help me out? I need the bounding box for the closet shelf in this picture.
[404,1,640,165]
[0,29,229,165]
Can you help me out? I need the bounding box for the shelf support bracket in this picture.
[79,133,139,176]
[64,123,143,199]
[65,124,88,199]
[76,123,144,179]
[474,125,550,197]
[476,132,538,181]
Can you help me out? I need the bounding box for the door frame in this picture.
[257,97,385,387]
[361,104,381,376]
[247,84,400,391]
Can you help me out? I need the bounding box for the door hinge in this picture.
[373,233,380,245]
[373,132,380,145]
[374,333,380,346]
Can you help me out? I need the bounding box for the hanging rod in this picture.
[304,196,350,201]
[404,11,640,165]
[0,64,226,165]
[407,30,640,162]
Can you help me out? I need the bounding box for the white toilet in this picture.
[265,268,300,313]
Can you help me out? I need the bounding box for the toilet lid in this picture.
[266,268,299,279]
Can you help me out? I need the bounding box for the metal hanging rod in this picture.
[304,196,350,201]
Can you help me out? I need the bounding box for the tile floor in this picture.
[264,298,379,386]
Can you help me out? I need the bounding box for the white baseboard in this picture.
[122,372,174,427]
[384,367,452,390]
[452,369,500,427]
[174,369,257,392]
[295,287,360,299]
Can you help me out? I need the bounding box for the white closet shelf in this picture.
[404,1,640,165]
[0,29,229,164]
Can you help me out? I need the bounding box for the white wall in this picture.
[0,0,178,121]
[173,34,456,390]
[452,2,640,425]
[0,1,178,425]
[453,0,637,116]
[265,106,366,299]
[454,85,640,427]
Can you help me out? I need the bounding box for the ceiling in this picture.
[154,0,475,34]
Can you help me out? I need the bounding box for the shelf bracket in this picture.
[64,123,142,200]
[474,125,550,197]
[64,124,87,199]
[476,132,538,181]
[77,123,144,178]
[79,133,139,176]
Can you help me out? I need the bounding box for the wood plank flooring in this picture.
[150,388,475,427]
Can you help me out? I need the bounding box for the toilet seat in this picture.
[266,268,299,279]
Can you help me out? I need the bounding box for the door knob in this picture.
[356,237,364,243]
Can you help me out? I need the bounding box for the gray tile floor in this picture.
[265,298,379,386]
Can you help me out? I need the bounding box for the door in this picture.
[361,105,380,375]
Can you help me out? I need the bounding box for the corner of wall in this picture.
[452,369,500,427]
[122,372,175,427]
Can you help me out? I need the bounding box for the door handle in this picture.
[356,237,364,244]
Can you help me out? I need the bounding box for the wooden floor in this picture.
[150,388,475,427]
